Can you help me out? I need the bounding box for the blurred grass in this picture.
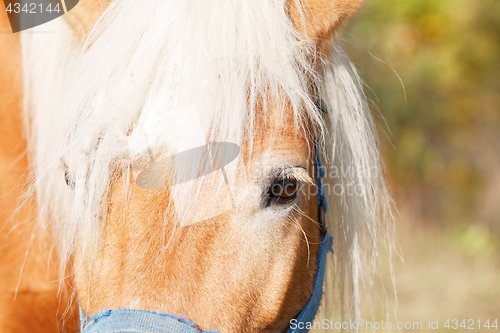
[316,0,500,330]
[381,216,500,332]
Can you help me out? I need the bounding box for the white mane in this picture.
[21,0,393,324]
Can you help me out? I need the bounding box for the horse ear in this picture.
[289,0,364,51]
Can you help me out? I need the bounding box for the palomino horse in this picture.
[0,0,393,332]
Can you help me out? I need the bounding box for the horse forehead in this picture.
[249,102,311,162]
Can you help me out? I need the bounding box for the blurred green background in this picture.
[342,0,500,330]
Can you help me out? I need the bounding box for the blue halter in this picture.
[80,134,332,332]
[286,142,332,333]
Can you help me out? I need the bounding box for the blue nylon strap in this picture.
[80,308,219,333]
[287,231,333,333]
[314,143,328,213]
[286,143,332,333]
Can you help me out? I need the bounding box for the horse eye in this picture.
[64,164,75,189]
[268,176,299,205]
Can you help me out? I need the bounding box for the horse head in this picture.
[15,0,392,331]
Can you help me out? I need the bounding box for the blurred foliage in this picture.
[343,0,500,233]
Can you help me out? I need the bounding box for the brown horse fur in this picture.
[0,0,363,332]
[0,3,78,331]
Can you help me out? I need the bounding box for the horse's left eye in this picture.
[268,176,299,205]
